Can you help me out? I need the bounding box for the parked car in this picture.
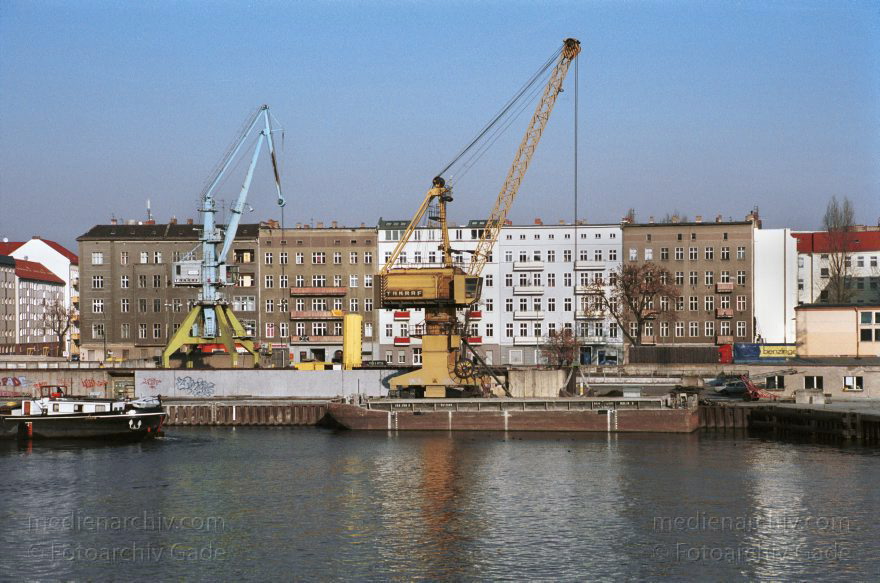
[716,380,748,396]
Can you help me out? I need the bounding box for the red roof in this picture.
[794,231,880,253]
[0,238,78,265]
[14,260,65,285]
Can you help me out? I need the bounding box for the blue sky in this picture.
[1,0,878,248]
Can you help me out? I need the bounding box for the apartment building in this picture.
[753,229,798,344]
[0,256,15,352]
[621,213,758,346]
[376,219,501,366]
[267,222,378,364]
[497,222,623,365]
[77,221,260,362]
[12,259,66,353]
[0,237,79,356]
[794,230,880,305]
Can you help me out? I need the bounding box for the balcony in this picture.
[513,336,540,345]
[290,286,347,296]
[71,278,79,288]
[641,336,657,345]
[71,295,79,304]
[715,282,734,293]
[575,310,605,320]
[514,310,545,320]
[513,261,545,271]
[466,336,483,345]
[71,333,80,342]
[574,260,605,271]
[513,286,544,295]
[394,337,411,346]
[715,308,734,319]
[292,335,343,344]
[580,335,612,344]
[393,311,411,321]
[467,310,482,320]
[289,310,344,320]
[716,335,734,345]
[574,285,603,295]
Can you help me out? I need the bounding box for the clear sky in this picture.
[1,0,878,249]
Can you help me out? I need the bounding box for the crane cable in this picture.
[435,45,563,180]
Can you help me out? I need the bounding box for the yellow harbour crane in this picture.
[377,38,581,397]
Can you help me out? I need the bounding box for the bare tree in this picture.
[589,262,679,346]
[822,196,855,303]
[540,328,580,367]
[41,297,75,357]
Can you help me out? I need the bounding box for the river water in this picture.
[1,428,878,581]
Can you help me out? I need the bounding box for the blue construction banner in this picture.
[733,343,796,363]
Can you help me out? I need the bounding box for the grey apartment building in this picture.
[621,214,759,346]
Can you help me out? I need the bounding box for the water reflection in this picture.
[1,428,878,581]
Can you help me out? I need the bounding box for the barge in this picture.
[328,396,700,433]
[0,386,166,441]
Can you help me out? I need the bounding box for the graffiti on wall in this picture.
[81,378,109,389]
[141,377,163,391]
[175,376,216,397]
[0,376,29,397]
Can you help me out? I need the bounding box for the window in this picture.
[737,246,746,260]
[547,273,555,287]
[138,275,147,288]
[92,275,104,289]
[660,322,669,337]
[364,274,373,288]
[505,274,513,287]
[704,247,714,260]
[505,323,514,338]
[547,250,556,262]
[121,323,130,339]
[564,298,572,311]
[689,272,698,286]
[138,323,147,339]
[563,250,572,262]
[264,275,274,288]
[704,271,714,285]
[265,322,275,338]
[172,299,181,312]
[689,247,698,260]
[737,271,747,285]
[689,297,698,311]
[140,251,149,264]
[92,299,104,314]
[485,323,494,337]
[364,252,373,264]
[763,375,785,390]
[138,298,147,312]
[736,321,747,338]
[333,252,342,265]
[295,252,304,265]
[266,299,274,313]
[312,275,326,287]
[564,273,572,287]
[153,274,162,288]
[674,247,684,261]
[805,376,823,390]
[264,252,273,265]
[675,272,684,286]
[843,376,863,392]
[675,322,684,337]
[736,296,747,311]
[154,251,162,264]
[609,249,617,261]
[153,323,162,339]
[704,296,714,311]
[505,299,514,312]
[280,275,288,288]
[153,298,161,312]
[91,252,104,265]
[644,248,653,261]
[484,274,493,287]
[689,322,699,337]
[280,252,288,264]
[485,298,493,312]
[719,321,731,336]
[349,275,359,288]
[629,248,637,261]
[660,248,669,261]
[704,321,715,337]
[720,271,730,283]
[120,298,129,313]
[121,275,129,289]
[349,298,359,312]
[547,298,556,312]
[120,251,129,265]
[312,252,326,264]
[721,247,730,260]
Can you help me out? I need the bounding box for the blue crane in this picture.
[162,105,285,368]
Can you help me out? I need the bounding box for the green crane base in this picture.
[161,303,257,368]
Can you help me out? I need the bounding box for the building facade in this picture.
[796,304,880,359]
[794,230,880,305]
[621,213,758,346]
[0,256,15,352]
[753,229,798,344]
[13,259,66,353]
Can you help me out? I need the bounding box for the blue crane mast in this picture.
[162,105,286,368]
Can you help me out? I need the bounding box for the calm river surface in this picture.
[1,427,879,581]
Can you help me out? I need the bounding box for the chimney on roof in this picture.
[331,221,338,229]
[169,217,177,225]
[186,218,194,225]
[695,215,702,223]
[534,218,543,225]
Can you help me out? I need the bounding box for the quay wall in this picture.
[135,369,399,400]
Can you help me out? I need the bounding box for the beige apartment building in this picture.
[621,213,759,346]
[796,304,880,359]
[260,222,378,364]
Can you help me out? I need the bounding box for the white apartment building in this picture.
[794,230,880,305]
[497,222,623,366]
[753,229,798,344]
[376,219,501,366]
[13,259,66,351]
[376,219,624,368]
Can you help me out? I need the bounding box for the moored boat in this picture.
[0,386,166,441]
[327,395,700,433]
